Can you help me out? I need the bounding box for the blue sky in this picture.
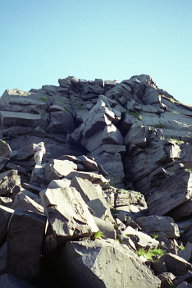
[0,0,192,104]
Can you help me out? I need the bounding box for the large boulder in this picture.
[7,210,46,279]
[40,187,98,241]
[147,170,192,215]
[58,239,161,288]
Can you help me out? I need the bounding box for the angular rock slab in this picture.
[122,226,159,249]
[59,239,161,288]
[147,170,192,215]
[7,210,46,279]
[136,215,180,239]
[45,159,77,182]
[160,253,192,276]
[40,187,98,241]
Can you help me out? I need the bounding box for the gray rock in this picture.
[136,216,180,239]
[46,110,75,133]
[176,282,192,288]
[160,253,192,276]
[0,170,21,196]
[59,239,160,288]
[178,242,192,262]
[82,123,123,152]
[0,111,42,128]
[40,187,98,241]
[122,226,159,249]
[11,192,44,214]
[45,159,77,182]
[7,210,46,279]
[115,188,147,208]
[0,206,14,244]
[71,177,113,221]
[93,217,116,239]
[147,170,192,216]
[66,170,110,188]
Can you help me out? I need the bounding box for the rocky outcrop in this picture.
[0,74,192,287]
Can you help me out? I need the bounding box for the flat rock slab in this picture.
[0,111,41,128]
[147,171,192,215]
[7,210,46,279]
[160,253,192,276]
[136,215,180,239]
[59,239,160,288]
[122,226,159,249]
[40,187,98,241]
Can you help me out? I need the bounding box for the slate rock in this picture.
[122,226,159,249]
[147,170,192,215]
[59,239,161,288]
[7,210,47,279]
[40,187,98,241]
[160,253,192,276]
[136,215,180,239]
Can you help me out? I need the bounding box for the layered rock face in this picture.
[0,75,192,287]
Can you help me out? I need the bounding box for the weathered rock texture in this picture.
[0,74,192,287]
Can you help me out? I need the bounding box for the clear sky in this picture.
[0,0,192,104]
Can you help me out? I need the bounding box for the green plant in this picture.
[185,168,192,172]
[39,96,48,101]
[178,245,185,251]
[151,233,159,239]
[130,111,142,120]
[170,139,184,144]
[64,106,72,113]
[160,94,181,104]
[136,248,165,261]
[154,122,166,128]
[91,231,104,240]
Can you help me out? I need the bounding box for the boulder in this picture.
[71,177,113,221]
[0,111,42,128]
[40,187,98,241]
[159,253,192,276]
[136,215,180,239]
[66,170,109,188]
[46,110,75,133]
[7,210,46,279]
[122,226,159,249]
[58,239,160,288]
[147,170,192,215]
[11,192,44,214]
[45,159,77,182]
